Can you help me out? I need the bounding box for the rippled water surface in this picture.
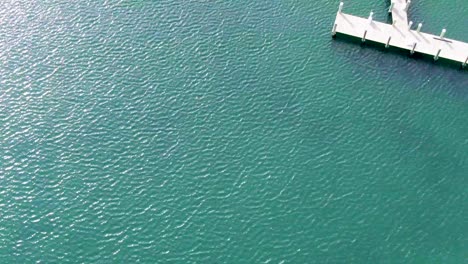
[0,1,467,263]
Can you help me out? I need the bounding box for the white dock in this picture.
[332,1,468,67]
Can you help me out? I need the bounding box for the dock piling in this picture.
[386,36,391,48]
[464,57,468,67]
[440,29,446,39]
[411,42,417,55]
[408,21,413,29]
[417,23,422,33]
[362,30,367,42]
[368,11,374,24]
[405,1,411,12]
[434,49,441,61]
[332,24,337,37]
[388,2,394,13]
[338,2,343,14]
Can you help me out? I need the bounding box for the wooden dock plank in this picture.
[390,0,409,28]
[333,12,468,64]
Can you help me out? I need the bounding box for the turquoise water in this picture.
[0,1,467,263]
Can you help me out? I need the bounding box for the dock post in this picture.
[463,57,468,68]
[368,11,374,24]
[408,21,413,29]
[388,2,394,13]
[434,49,441,61]
[338,2,343,13]
[417,23,422,33]
[385,37,391,48]
[362,30,367,42]
[440,29,446,39]
[411,42,417,55]
[405,1,411,12]
[392,20,396,26]
[332,24,337,37]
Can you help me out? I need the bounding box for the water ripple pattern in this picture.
[0,0,467,263]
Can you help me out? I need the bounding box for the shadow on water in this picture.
[334,33,466,68]
[330,34,468,98]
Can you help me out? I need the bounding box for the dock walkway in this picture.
[332,1,468,67]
